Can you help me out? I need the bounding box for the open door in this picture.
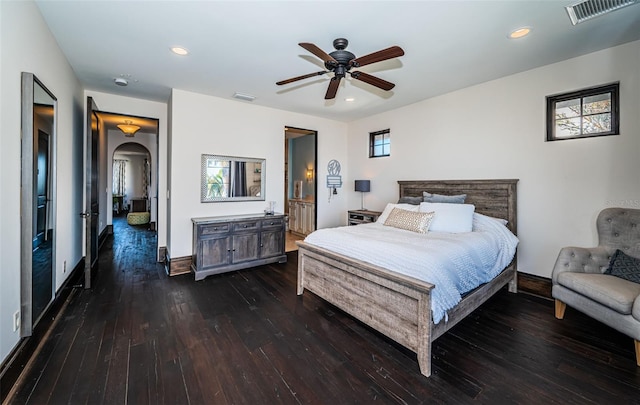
[82,97,100,289]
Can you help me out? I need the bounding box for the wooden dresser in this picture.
[191,213,287,281]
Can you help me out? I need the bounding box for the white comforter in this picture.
[303,213,519,324]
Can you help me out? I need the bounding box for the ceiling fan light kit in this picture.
[277,38,404,99]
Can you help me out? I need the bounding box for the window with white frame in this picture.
[546,82,619,141]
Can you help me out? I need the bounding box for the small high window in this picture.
[546,82,619,141]
[369,129,390,158]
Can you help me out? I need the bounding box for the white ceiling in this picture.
[35,0,640,123]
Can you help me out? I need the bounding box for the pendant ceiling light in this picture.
[117,120,140,137]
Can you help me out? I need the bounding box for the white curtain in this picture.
[113,159,126,196]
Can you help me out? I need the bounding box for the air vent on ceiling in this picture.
[233,92,256,102]
[565,0,638,25]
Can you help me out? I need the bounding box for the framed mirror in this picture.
[201,154,265,202]
[21,72,57,336]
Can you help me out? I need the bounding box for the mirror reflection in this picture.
[32,81,55,325]
[201,154,265,202]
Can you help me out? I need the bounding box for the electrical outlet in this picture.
[13,310,20,332]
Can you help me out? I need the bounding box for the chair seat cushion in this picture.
[557,272,640,315]
[127,212,150,225]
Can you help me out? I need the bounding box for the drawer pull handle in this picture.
[243,225,247,228]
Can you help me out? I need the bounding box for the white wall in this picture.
[347,40,640,278]
[85,91,167,257]
[168,89,348,258]
[0,1,85,363]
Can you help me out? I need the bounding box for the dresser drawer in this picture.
[200,223,229,235]
[233,221,259,232]
[261,218,284,229]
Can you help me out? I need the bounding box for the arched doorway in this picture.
[112,142,153,221]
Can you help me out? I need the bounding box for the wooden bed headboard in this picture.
[397,179,518,236]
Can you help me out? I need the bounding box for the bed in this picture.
[296,179,518,377]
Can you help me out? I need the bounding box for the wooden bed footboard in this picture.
[296,179,519,377]
[297,241,436,376]
[297,241,517,377]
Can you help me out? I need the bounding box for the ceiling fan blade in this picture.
[349,46,404,68]
[350,71,395,91]
[276,71,327,85]
[325,77,341,99]
[299,42,338,65]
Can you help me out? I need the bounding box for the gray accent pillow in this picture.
[397,196,423,205]
[422,191,466,204]
[605,249,640,283]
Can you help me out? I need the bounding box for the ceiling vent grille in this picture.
[565,0,638,25]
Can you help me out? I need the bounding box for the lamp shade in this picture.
[354,180,370,192]
[117,120,140,137]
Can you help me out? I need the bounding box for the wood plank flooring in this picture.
[6,216,640,404]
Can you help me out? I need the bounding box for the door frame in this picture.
[284,126,318,232]
[100,111,160,240]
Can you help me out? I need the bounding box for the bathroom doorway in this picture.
[284,126,317,251]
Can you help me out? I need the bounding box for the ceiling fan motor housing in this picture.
[326,37,355,75]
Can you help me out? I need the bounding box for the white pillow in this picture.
[419,202,475,233]
[377,203,420,223]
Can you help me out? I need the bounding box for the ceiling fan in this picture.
[276,38,404,100]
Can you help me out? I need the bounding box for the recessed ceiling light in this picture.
[345,97,355,102]
[114,78,128,86]
[171,46,189,56]
[509,27,531,39]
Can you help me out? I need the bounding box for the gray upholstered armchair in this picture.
[552,208,640,367]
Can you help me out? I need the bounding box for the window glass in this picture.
[546,83,619,141]
[370,129,390,157]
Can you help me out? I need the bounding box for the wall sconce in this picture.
[117,120,140,137]
[354,179,370,210]
[306,168,314,182]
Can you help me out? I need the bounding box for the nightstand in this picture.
[348,209,382,225]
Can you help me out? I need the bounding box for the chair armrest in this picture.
[551,246,614,285]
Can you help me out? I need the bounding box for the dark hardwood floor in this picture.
[7,216,640,404]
